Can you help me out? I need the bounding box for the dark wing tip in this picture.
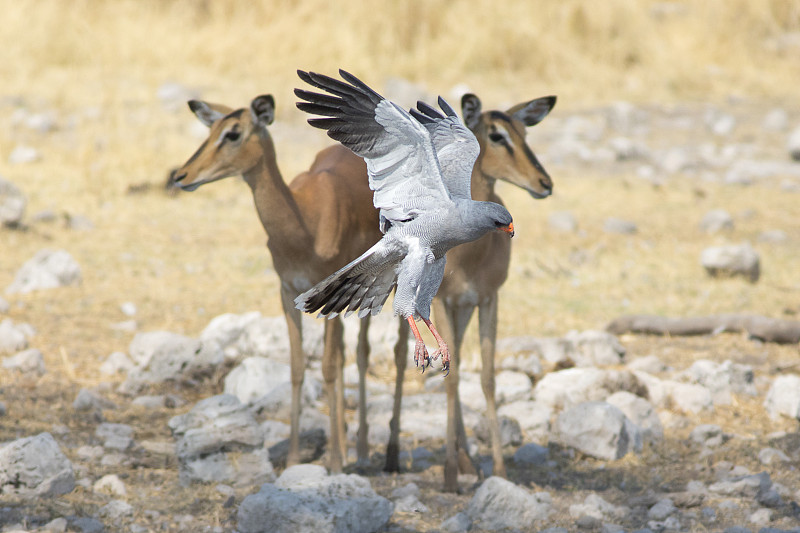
[437,96,458,118]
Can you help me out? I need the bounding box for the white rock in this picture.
[99,351,134,375]
[762,108,788,131]
[565,330,626,367]
[605,391,663,443]
[391,482,428,513]
[533,368,643,411]
[764,374,800,420]
[8,145,41,165]
[648,498,676,520]
[679,359,756,405]
[6,249,81,294]
[556,402,642,460]
[224,357,291,404]
[199,311,262,360]
[495,370,533,404]
[2,348,45,375]
[497,401,552,444]
[93,474,127,497]
[749,507,772,526]
[758,229,787,243]
[569,493,629,521]
[440,512,472,533]
[548,211,578,233]
[690,424,725,447]
[467,476,552,530]
[627,355,667,374]
[0,432,75,498]
[498,352,543,378]
[0,319,34,354]
[603,217,638,235]
[699,209,734,234]
[73,388,116,411]
[758,447,791,465]
[788,125,800,161]
[666,380,714,414]
[237,465,393,533]
[0,177,26,227]
[97,499,134,521]
[0,296,8,313]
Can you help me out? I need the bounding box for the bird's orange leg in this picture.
[407,316,431,370]
[421,317,450,376]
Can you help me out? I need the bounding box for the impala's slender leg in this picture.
[322,317,344,472]
[479,295,506,478]
[281,288,305,468]
[385,317,409,472]
[355,315,371,467]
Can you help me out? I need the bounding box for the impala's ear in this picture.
[507,96,557,127]
[187,100,230,127]
[461,93,482,130]
[251,94,275,127]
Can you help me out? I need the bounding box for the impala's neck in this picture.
[470,155,497,202]
[242,131,311,243]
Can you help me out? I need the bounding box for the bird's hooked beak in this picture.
[501,222,515,238]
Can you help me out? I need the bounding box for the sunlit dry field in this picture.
[1,1,800,531]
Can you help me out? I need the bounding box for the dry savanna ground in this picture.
[1,1,800,531]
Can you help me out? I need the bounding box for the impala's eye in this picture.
[489,132,505,144]
[224,130,241,142]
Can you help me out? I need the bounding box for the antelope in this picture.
[432,93,556,491]
[170,94,409,473]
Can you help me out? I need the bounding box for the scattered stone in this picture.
[2,348,45,375]
[96,423,134,451]
[467,476,552,530]
[120,331,224,393]
[569,493,629,521]
[0,432,75,497]
[498,352,543,378]
[64,213,94,231]
[497,401,552,443]
[495,370,533,404]
[690,424,726,447]
[605,391,663,443]
[440,512,472,533]
[709,113,736,136]
[763,108,788,131]
[42,517,68,532]
[709,471,771,499]
[764,375,800,420]
[679,359,756,405]
[749,507,772,526]
[662,380,715,414]
[9,145,41,165]
[0,296,8,313]
[0,318,35,354]
[603,217,638,235]
[223,357,291,404]
[0,401,6,416]
[498,336,574,368]
[0,176,26,227]
[475,416,522,448]
[99,351,134,375]
[534,367,645,411]
[758,447,791,465]
[564,330,626,367]
[391,482,428,513]
[6,249,82,294]
[261,420,291,447]
[648,498,677,520]
[757,229,787,243]
[93,474,127,497]
[548,211,578,233]
[701,243,760,282]
[168,394,271,485]
[556,401,642,460]
[74,389,116,412]
[236,465,393,533]
[513,443,549,466]
[788,125,800,161]
[67,516,105,533]
[97,499,134,521]
[699,209,734,233]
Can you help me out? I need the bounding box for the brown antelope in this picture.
[432,93,556,491]
[170,94,409,473]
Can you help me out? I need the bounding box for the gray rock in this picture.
[763,108,788,131]
[606,391,663,443]
[440,512,472,533]
[0,177,26,227]
[96,423,134,451]
[749,508,772,526]
[569,493,629,521]
[0,318,34,354]
[757,229,788,243]
[709,113,736,137]
[0,401,6,416]
[68,516,105,533]
[261,420,291,447]
[556,401,642,460]
[699,209,734,233]
[99,351,134,375]
[467,476,552,530]
[0,432,75,497]
[2,348,45,375]
[200,311,262,360]
[97,499,134,521]
[666,380,715,414]
[709,471,771,498]
[236,465,393,533]
[499,352,543,378]
[120,331,223,393]
[495,370,533,404]
[548,211,578,233]
[182,448,273,487]
[701,243,760,282]
[475,416,522,448]
[93,474,127,497]
[533,367,645,411]
[609,136,649,161]
[658,146,694,174]
[5,249,81,294]
[498,336,574,368]
[513,443,549,466]
[0,296,8,313]
[8,145,41,165]
[764,375,800,420]
[789,125,800,161]
[679,359,756,405]
[497,401,552,443]
[224,357,291,404]
[758,447,791,465]
[391,482,428,513]
[73,389,116,412]
[603,217,638,235]
[648,498,676,520]
[690,424,726,447]
[131,394,184,409]
[42,517,68,532]
[250,380,320,421]
[564,330,626,366]
[726,158,800,184]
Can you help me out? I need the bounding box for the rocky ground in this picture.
[2,93,800,533]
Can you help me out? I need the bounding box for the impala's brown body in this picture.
[171,95,409,473]
[432,93,556,491]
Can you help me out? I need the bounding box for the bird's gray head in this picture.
[474,201,514,238]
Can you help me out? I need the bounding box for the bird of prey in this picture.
[294,69,514,374]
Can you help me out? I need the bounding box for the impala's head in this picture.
[462,94,556,199]
[171,95,275,191]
